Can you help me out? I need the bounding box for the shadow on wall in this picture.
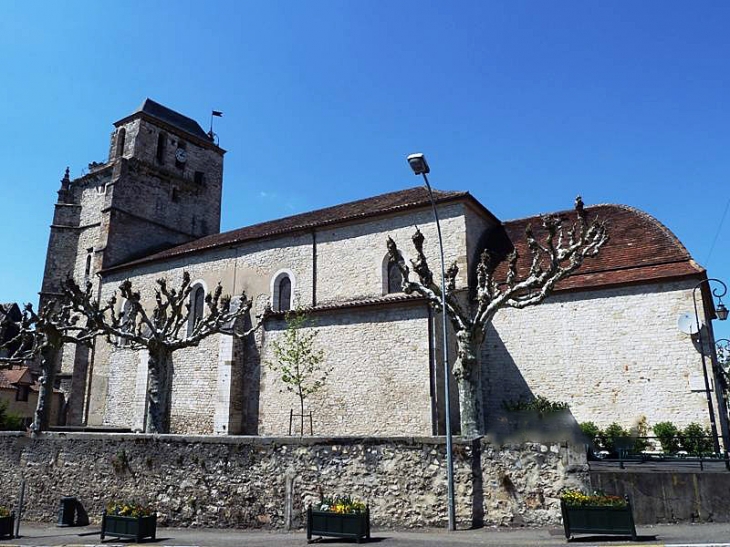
[481,324,584,444]
[241,311,262,435]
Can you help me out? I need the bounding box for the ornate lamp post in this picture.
[406,153,456,532]
[692,278,728,454]
[715,338,730,411]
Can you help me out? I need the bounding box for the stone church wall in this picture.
[482,279,717,434]
[259,302,433,436]
[88,204,474,436]
[314,203,469,304]
[0,432,588,529]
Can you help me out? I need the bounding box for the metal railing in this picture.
[586,435,730,471]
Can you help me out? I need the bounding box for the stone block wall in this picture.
[0,433,588,529]
[259,301,433,436]
[315,203,469,305]
[483,279,719,433]
[87,205,471,436]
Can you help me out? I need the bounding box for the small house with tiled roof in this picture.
[0,366,62,428]
[41,101,727,440]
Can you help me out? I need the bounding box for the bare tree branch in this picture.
[386,196,609,436]
[62,272,270,433]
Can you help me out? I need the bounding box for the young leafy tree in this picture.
[268,307,328,435]
[63,272,268,434]
[387,196,609,437]
[0,300,96,434]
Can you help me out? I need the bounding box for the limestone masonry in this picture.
[38,100,728,442]
[0,432,588,529]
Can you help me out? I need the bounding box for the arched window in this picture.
[382,251,406,295]
[271,270,295,312]
[187,284,206,336]
[387,260,403,294]
[84,253,93,278]
[116,128,126,158]
[278,276,291,312]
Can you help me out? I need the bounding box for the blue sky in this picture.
[1,1,729,340]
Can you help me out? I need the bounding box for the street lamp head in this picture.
[717,301,729,321]
[407,153,430,176]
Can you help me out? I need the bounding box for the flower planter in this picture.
[560,498,637,541]
[101,512,156,542]
[307,505,370,543]
[0,514,14,539]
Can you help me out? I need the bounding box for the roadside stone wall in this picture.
[0,433,587,529]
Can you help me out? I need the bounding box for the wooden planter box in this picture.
[0,514,14,539]
[561,498,637,541]
[101,512,156,542]
[307,505,370,543]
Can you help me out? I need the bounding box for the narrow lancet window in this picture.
[187,285,205,336]
[278,276,291,312]
[156,132,166,163]
[116,128,126,158]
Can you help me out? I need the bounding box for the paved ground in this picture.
[3,521,730,547]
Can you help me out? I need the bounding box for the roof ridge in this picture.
[500,201,613,223]
[502,203,691,261]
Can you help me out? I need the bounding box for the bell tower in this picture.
[39,99,225,425]
[99,98,225,269]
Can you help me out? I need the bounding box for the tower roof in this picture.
[115,99,212,141]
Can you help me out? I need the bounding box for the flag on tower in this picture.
[212,110,223,117]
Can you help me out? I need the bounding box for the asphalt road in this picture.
[3,522,730,547]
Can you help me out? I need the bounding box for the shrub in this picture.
[599,423,629,454]
[579,422,600,444]
[0,400,25,431]
[653,421,681,454]
[681,423,713,455]
[631,416,650,453]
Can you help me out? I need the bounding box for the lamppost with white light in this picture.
[692,278,728,454]
[406,153,456,532]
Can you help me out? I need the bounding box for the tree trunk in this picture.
[453,330,483,438]
[31,345,57,436]
[146,347,171,433]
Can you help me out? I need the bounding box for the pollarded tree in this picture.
[387,196,609,437]
[0,300,96,435]
[63,272,268,434]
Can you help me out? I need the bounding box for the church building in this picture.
[40,100,729,442]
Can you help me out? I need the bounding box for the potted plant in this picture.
[560,490,637,541]
[307,495,370,543]
[0,505,13,539]
[101,502,156,542]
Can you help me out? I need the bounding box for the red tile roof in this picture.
[102,186,701,293]
[103,186,485,273]
[496,203,702,291]
[268,293,427,318]
[0,367,32,388]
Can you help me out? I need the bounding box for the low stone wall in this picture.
[0,433,587,529]
[590,468,730,524]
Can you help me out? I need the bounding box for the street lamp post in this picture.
[692,278,728,455]
[406,153,456,532]
[715,338,730,471]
